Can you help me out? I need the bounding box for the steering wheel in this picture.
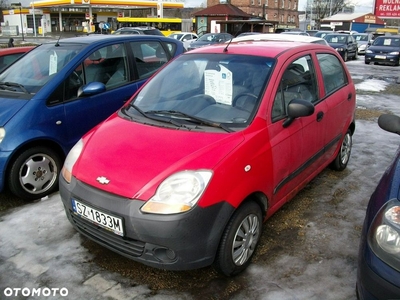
[233,93,258,112]
[69,71,83,87]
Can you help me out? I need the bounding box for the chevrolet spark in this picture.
[0,34,184,200]
[60,41,356,276]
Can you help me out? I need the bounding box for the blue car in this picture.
[365,35,400,66]
[357,114,400,299]
[0,34,184,200]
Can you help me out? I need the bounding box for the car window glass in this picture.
[0,53,24,72]
[130,54,274,128]
[317,53,347,95]
[129,41,170,79]
[82,43,127,87]
[272,55,318,121]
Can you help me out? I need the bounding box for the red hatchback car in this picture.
[60,40,356,276]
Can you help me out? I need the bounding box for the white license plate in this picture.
[375,55,386,59]
[72,199,124,236]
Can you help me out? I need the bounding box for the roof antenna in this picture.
[224,22,245,52]
[55,14,71,47]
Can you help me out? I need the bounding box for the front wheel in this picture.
[213,201,262,276]
[343,51,348,62]
[330,130,352,171]
[8,146,62,200]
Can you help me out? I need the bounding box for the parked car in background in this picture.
[357,114,400,299]
[280,31,309,36]
[365,35,400,66]
[0,34,184,200]
[112,27,164,36]
[314,30,334,39]
[167,32,198,50]
[353,33,373,55]
[60,40,356,276]
[187,33,234,50]
[0,46,35,73]
[306,30,319,36]
[324,33,358,61]
[232,33,329,46]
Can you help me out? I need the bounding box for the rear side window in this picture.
[129,41,172,79]
[317,53,347,95]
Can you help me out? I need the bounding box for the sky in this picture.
[1,59,400,300]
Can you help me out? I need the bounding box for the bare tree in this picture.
[305,0,353,29]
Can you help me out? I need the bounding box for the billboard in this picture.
[374,0,400,18]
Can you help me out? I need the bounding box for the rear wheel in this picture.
[214,201,262,276]
[330,130,352,171]
[353,51,358,60]
[343,51,348,62]
[8,146,62,200]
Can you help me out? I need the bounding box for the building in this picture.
[2,0,185,35]
[206,0,299,30]
[320,13,385,33]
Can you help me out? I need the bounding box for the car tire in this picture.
[343,51,348,62]
[213,201,262,276]
[8,146,62,200]
[364,61,369,65]
[353,51,358,60]
[330,130,352,171]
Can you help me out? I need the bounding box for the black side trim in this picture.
[273,134,341,194]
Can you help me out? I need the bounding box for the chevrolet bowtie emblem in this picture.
[96,176,110,184]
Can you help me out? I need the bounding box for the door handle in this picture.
[347,93,352,101]
[316,111,324,122]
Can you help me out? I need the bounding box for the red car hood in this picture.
[73,114,244,199]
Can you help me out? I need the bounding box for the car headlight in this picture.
[141,170,213,214]
[61,139,84,184]
[0,127,5,143]
[366,49,373,54]
[359,45,366,50]
[368,199,400,271]
[336,47,344,52]
[389,51,400,55]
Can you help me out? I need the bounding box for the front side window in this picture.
[122,54,274,131]
[317,53,347,95]
[272,55,318,121]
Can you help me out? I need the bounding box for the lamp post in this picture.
[11,2,24,41]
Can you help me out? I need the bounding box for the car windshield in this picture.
[354,34,369,41]
[0,43,82,94]
[325,35,346,43]
[122,53,275,130]
[372,37,400,47]
[198,34,221,42]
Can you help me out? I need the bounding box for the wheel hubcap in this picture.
[232,214,260,266]
[19,154,58,194]
[340,133,352,165]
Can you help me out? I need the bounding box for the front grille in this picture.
[69,210,145,257]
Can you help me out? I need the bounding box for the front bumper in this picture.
[365,53,399,65]
[60,176,235,271]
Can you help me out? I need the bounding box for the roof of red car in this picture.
[0,46,35,55]
[187,40,331,57]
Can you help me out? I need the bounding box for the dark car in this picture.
[324,33,358,61]
[314,30,334,39]
[356,114,400,299]
[187,33,234,51]
[112,27,164,36]
[365,35,400,66]
[0,34,184,200]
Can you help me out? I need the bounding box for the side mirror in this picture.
[283,99,315,128]
[77,82,106,97]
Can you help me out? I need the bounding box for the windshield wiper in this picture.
[146,110,233,132]
[129,104,189,129]
[0,82,30,94]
